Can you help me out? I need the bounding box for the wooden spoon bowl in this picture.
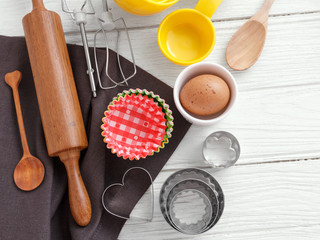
[226,0,275,71]
[14,155,45,191]
[226,20,266,71]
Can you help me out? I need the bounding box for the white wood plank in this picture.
[167,81,320,168]
[1,0,320,36]
[61,13,320,165]
[119,160,320,239]
[121,225,320,240]
[62,13,320,90]
[107,0,320,29]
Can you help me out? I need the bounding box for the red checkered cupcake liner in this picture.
[101,89,174,160]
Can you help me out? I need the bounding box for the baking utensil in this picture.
[102,167,154,222]
[160,168,224,234]
[157,0,222,65]
[226,0,275,71]
[114,0,179,16]
[93,0,136,90]
[174,62,237,126]
[166,180,219,234]
[101,89,174,160]
[62,0,97,97]
[5,70,45,192]
[203,131,240,168]
[23,0,91,226]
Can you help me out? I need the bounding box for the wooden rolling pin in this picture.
[22,0,91,226]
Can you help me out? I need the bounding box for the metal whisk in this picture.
[93,0,136,90]
[62,0,97,97]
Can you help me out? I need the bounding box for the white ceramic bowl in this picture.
[173,62,238,126]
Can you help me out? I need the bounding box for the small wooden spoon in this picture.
[5,70,45,191]
[226,0,275,71]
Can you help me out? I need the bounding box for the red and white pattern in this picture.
[102,94,167,160]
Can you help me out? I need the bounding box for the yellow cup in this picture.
[114,0,179,16]
[157,0,222,65]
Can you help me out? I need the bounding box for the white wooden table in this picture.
[2,0,320,239]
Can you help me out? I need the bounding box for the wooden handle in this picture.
[5,71,31,156]
[263,0,275,12]
[32,0,45,10]
[59,150,92,227]
[253,0,275,26]
[5,70,21,88]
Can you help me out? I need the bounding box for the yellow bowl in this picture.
[158,9,216,66]
[157,0,222,65]
[114,0,179,16]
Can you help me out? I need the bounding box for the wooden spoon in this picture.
[226,0,275,71]
[5,70,45,191]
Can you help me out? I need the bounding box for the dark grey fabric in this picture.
[0,35,191,240]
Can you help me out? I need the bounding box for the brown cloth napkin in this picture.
[0,35,191,240]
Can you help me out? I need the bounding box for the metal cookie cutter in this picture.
[160,168,224,234]
[203,131,240,168]
[62,0,97,97]
[166,179,220,234]
[93,0,137,90]
[102,167,154,223]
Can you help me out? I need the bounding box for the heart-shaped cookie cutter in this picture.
[102,167,154,222]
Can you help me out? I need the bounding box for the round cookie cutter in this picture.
[159,168,224,234]
[165,179,220,234]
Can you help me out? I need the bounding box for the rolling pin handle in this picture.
[59,150,92,227]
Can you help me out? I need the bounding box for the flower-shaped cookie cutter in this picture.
[203,131,240,168]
